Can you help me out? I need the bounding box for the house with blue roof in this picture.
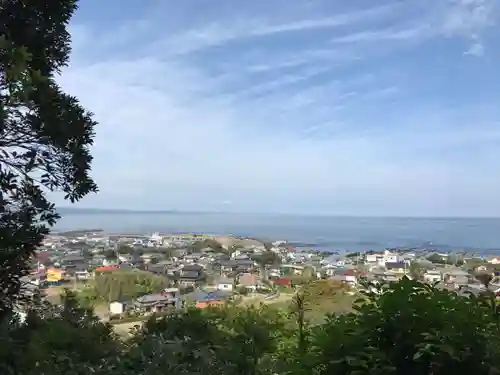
[182,289,230,309]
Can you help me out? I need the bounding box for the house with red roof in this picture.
[94,265,119,273]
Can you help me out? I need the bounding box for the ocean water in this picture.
[54,212,500,255]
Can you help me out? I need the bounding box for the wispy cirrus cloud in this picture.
[148,3,400,56]
[437,0,499,54]
[440,0,497,36]
[55,0,500,216]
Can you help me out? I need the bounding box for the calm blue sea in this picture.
[54,212,500,255]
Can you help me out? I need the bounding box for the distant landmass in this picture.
[56,207,217,215]
[55,229,104,236]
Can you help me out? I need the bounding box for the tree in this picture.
[104,249,117,260]
[301,265,316,280]
[133,248,144,257]
[119,305,289,375]
[0,0,97,316]
[156,247,175,259]
[295,279,353,322]
[306,277,500,375]
[253,251,281,268]
[0,290,118,375]
[220,306,288,375]
[426,254,446,264]
[5,277,500,375]
[123,309,228,375]
[475,273,493,288]
[465,258,488,272]
[263,242,273,251]
[227,244,243,256]
[92,270,168,302]
[253,251,281,280]
[189,239,224,253]
[409,262,425,281]
[117,244,133,254]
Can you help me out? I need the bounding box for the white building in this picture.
[423,270,442,283]
[365,254,381,264]
[103,258,119,266]
[150,232,162,241]
[217,278,234,291]
[231,250,242,259]
[488,257,500,265]
[273,240,287,246]
[335,259,345,267]
[383,250,400,264]
[366,254,383,266]
[109,301,126,315]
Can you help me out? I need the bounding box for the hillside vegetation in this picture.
[3,278,500,375]
[78,269,169,305]
[270,279,357,323]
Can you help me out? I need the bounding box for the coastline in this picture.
[52,213,500,256]
[47,227,497,257]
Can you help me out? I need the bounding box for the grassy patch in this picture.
[268,280,358,324]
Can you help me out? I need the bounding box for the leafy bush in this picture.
[5,278,500,375]
[237,286,249,295]
[307,277,500,375]
[91,269,169,302]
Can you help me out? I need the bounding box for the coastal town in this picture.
[20,229,500,330]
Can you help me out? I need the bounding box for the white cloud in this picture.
[150,3,400,56]
[54,0,500,216]
[464,41,485,55]
[440,0,496,37]
[438,0,498,54]
[330,26,432,44]
[325,0,498,55]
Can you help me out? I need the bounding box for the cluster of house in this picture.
[108,287,238,317]
[102,263,276,318]
[321,250,500,297]
[105,248,500,318]
[25,231,500,318]
[28,232,217,283]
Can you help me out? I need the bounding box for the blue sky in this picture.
[55,0,500,216]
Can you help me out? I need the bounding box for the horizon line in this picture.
[56,207,500,219]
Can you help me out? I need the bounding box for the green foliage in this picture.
[263,242,273,251]
[0,0,97,316]
[109,310,171,324]
[5,279,500,375]
[0,290,119,375]
[426,254,447,264]
[307,277,500,375]
[475,272,493,288]
[299,279,355,321]
[189,239,224,252]
[156,247,176,258]
[253,251,281,267]
[301,265,316,279]
[120,305,289,375]
[426,254,465,267]
[465,257,488,271]
[117,244,133,254]
[409,261,427,280]
[237,286,249,295]
[104,249,117,259]
[90,270,169,302]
